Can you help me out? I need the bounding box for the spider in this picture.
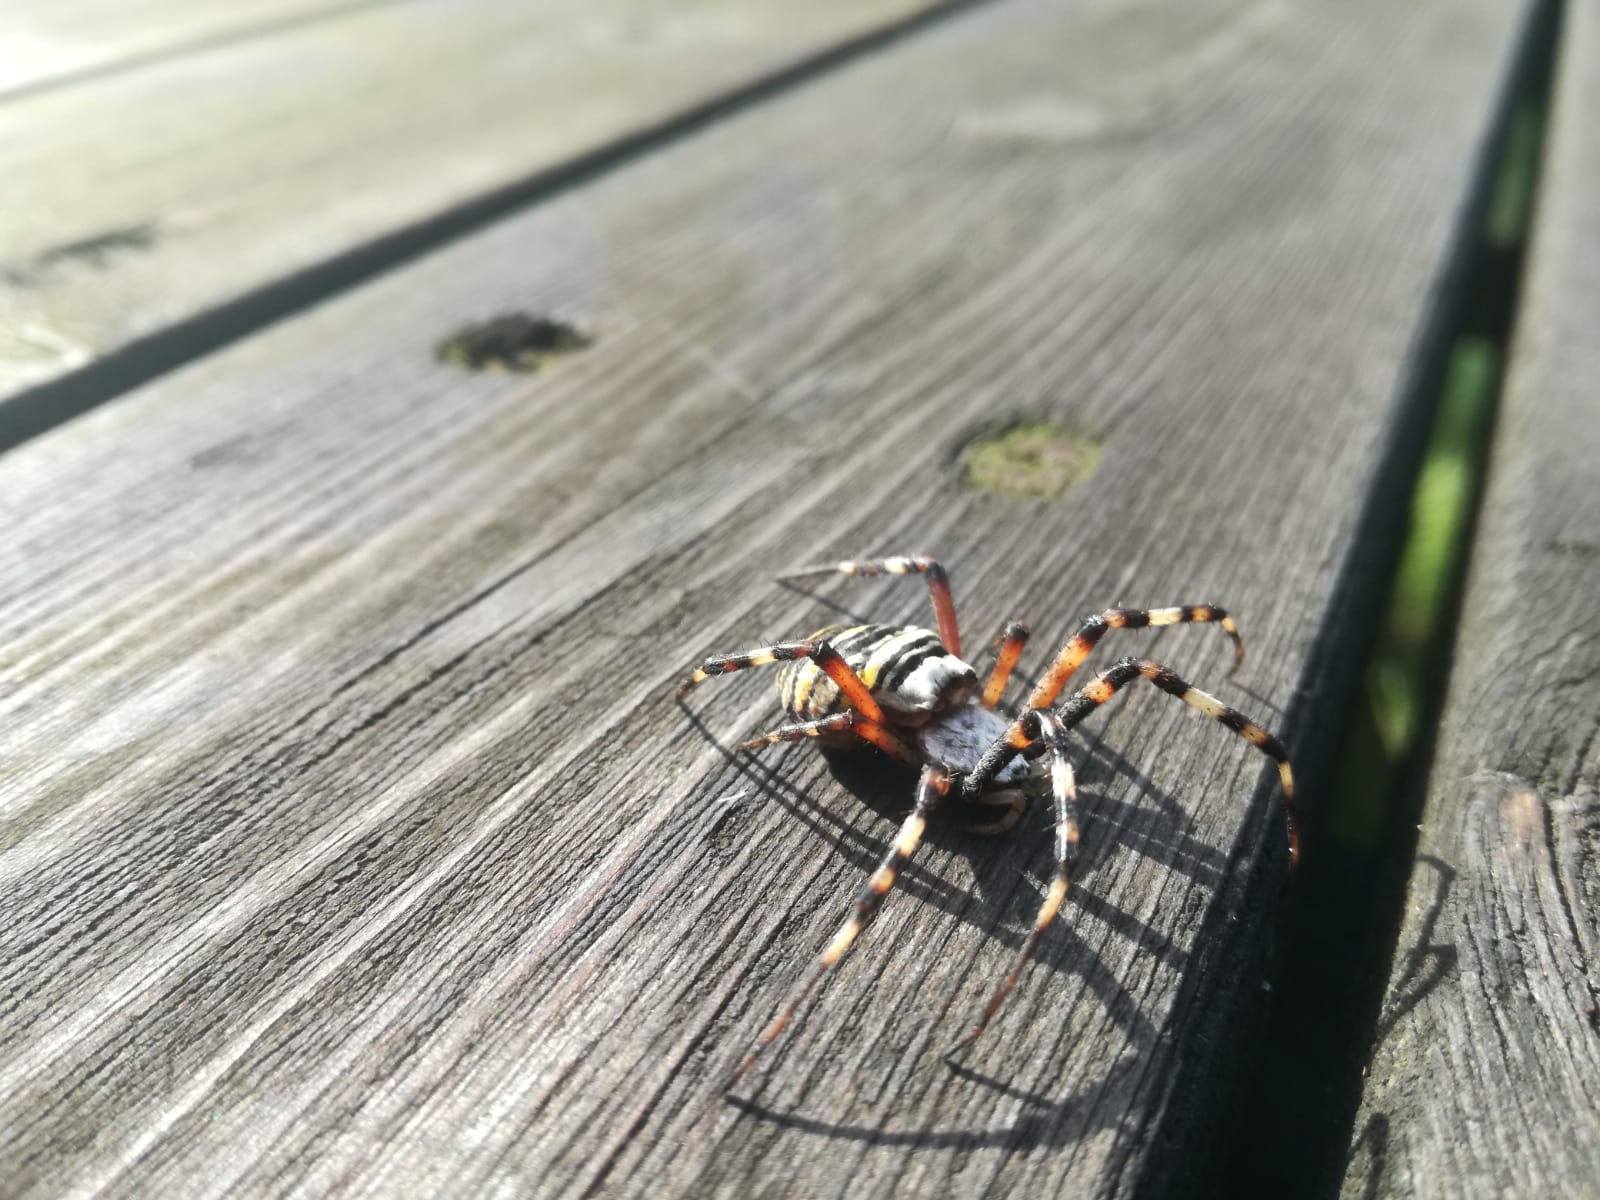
[676,555,1296,1079]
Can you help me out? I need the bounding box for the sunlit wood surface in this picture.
[0,0,960,400]
[0,0,1546,1195]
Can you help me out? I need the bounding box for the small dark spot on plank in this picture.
[959,421,1102,499]
[436,314,592,374]
[1544,537,1600,561]
[189,435,262,471]
[1,222,159,288]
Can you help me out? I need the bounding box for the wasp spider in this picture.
[677,555,1296,1079]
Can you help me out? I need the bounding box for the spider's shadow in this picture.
[679,688,1242,986]
[773,579,874,628]
[710,731,1263,1159]
[676,639,1288,1155]
[721,1052,1151,1152]
[791,734,1231,922]
[713,864,1168,1160]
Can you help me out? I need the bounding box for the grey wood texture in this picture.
[1342,4,1600,1197]
[0,0,954,401]
[2,1,373,96]
[0,0,1531,1195]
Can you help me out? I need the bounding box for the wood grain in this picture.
[0,0,964,402]
[0,0,1532,1195]
[1342,3,1600,1195]
[1,0,380,97]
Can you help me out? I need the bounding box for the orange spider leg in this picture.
[980,621,1031,708]
[778,555,962,658]
[679,638,918,760]
[741,710,916,763]
[680,639,886,720]
[1026,605,1245,711]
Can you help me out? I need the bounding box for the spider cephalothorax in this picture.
[677,555,1296,1079]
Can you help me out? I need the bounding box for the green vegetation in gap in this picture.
[1485,99,1545,249]
[1333,339,1500,845]
[1322,97,1544,846]
[1227,8,1559,1192]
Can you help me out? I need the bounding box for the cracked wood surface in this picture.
[1343,4,1600,1196]
[0,0,958,402]
[0,0,1535,1195]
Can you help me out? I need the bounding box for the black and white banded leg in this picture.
[1027,605,1245,711]
[741,711,916,763]
[972,656,1295,860]
[732,765,952,1081]
[948,657,1298,1047]
[949,710,1079,1054]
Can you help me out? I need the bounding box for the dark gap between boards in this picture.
[1213,1,1563,1197]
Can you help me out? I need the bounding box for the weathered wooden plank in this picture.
[1,0,371,96]
[0,0,1531,1195]
[0,0,965,403]
[1342,5,1600,1196]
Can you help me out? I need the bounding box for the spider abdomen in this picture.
[777,623,977,728]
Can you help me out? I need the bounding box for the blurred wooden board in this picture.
[0,0,963,401]
[0,0,1532,1194]
[2,0,375,96]
[1342,5,1600,1197]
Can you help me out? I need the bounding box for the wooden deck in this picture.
[1343,1,1600,1195]
[2,1,1591,1196]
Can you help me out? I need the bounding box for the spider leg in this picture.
[946,661,1294,1054]
[731,766,952,1083]
[777,555,963,657]
[678,638,919,760]
[963,716,1038,799]
[678,638,886,720]
[963,656,1296,862]
[741,711,917,764]
[980,620,1031,708]
[1026,605,1245,711]
[948,711,1080,1055]
[1054,656,1297,863]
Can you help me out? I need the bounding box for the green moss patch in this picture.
[961,422,1102,499]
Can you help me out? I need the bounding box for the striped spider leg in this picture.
[677,638,916,761]
[1025,604,1245,712]
[776,555,1033,714]
[981,621,1032,709]
[778,555,964,656]
[731,764,953,1081]
[948,709,1079,1055]
[949,655,1297,1052]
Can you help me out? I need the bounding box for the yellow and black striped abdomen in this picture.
[777,623,949,722]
